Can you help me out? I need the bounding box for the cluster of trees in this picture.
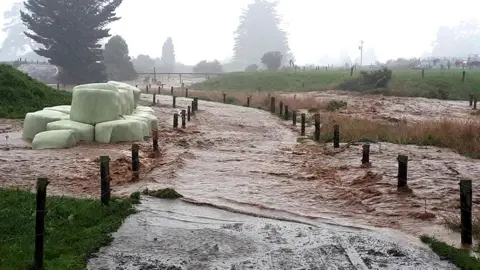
[0,0,294,83]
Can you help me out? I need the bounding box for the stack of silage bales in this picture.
[22,81,157,149]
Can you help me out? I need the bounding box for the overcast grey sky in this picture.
[1,0,479,65]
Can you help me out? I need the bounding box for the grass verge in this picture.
[420,235,480,269]
[0,188,137,269]
[190,69,480,100]
[0,64,72,119]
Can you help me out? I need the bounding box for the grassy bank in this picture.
[0,188,136,269]
[190,69,480,100]
[314,114,480,158]
[0,64,72,119]
[420,235,480,269]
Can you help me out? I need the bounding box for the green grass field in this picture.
[0,64,72,119]
[0,188,137,269]
[190,68,480,100]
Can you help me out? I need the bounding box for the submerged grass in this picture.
[0,188,136,269]
[314,114,480,158]
[142,188,183,199]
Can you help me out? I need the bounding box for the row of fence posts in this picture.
[267,95,474,248]
[31,92,202,269]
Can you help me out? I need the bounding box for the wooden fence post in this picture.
[314,113,320,141]
[34,178,49,270]
[460,179,473,246]
[362,144,370,165]
[193,97,198,110]
[153,93,156,105]
[187,106,191,121]
[172,96,176,108]
[223,93,226,103]
[462,71,466,83]
[173,113,179,128]
[284,105,289,120]
[100,156,110,205]
[170,86,174,96]
[397,155,408,189]
[474,97,477,110]
[247,96,250,107]
[333,125,340,148]
[421,69,425,79]
[279,101,283,117]
[191,101,196,115]
[146,85,149,93]
[270,97,276,113]
[157,86,161,94]
[292,111,297,126]
[301,113,306,136]
[131,144,140,181]
[185,88,188,98]
[469,94,473,107]
[152,129,159,153]
[181,110,186,128]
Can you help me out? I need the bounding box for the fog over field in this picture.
[1,0,480,65]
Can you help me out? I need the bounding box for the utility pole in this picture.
[359,40,364,67]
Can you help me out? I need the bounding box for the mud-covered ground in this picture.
[88,198,455,270]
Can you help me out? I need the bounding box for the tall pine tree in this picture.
[233,0,292,69]
[21,0,123,84]
[160,37,175,72]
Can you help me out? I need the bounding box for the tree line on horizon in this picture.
[1,0,479,83]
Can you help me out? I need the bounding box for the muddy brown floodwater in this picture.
[0,95,200,197]
[130,92,478,248]
[1,91,478,250]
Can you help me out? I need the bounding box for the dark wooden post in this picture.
[185,88,188,97]
[469,94,474,106]
[292,111,297,126]
[146,85,149,93]
[157,86,161,94]
[223,93,227,103]
[191,101,196,115]
[301,113,306,136]
[270,97,276,113]
[247,96,250,107]
[314,113,320,141]
[100,156,110,205]
[153,93,156,105]
[132,144,140,180]
[362,144,370,164]
[474,97,477,110]
[350,66,354,76]
[187,106,191,121]
[152,129,159,152]
[170,86,174,95]
[181,110,186,128]
[397,155,408,189]
[173,113,179,128]
[333,125,340,148]
[462,71,466,83]
[279,101,283,117]
[172,96,176,108]
[460,179,473,246]
[34,178,49,270]
[284,105,289,120]
[193,97,198,111]
[421,69,425,79]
